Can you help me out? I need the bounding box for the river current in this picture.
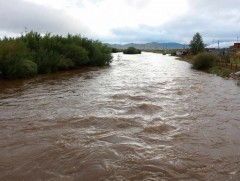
[0,52,240,180]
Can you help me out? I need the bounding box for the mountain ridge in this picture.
[106,42,189,50]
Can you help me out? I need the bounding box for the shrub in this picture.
[33,49,60,74]
[192,52,217,70]
[65,45,89,66]
[87,43,113,66]
[123,47,141,54]
[6,59,38,79]
[58,58,75,70]
[0,31,113,79]
[0,41,29,76]
[112,48,120,53]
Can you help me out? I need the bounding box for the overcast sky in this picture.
[0,0,239,44]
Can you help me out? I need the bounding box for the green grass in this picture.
[176,55,194,63]
[176,53,233,78]
[209,66,231,77]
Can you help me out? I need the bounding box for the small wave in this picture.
[112,94,128,100]
[59,116,144,131]
[144,124,176,134]
[127,103,162,115]
[112,94,146,101]
[170,132,189,140]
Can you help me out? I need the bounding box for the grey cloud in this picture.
[109,0,240,43]
[109,25,168,43]
[1,0,239,43]
[188,0,240,22]
[168,0,240,42]
[0,0,89,36]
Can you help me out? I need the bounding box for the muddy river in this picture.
[0,52,240,180]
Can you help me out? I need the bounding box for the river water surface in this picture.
[0,52,240,181]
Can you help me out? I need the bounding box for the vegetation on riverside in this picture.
[111,48,122,53]
[179,53,240,78]
[175,33,240,78]
[123,47,141,54]
[209,66,231,77]
[192,52,217,70]
[0,31,112,79]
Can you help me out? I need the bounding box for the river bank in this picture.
[176,55,240,82]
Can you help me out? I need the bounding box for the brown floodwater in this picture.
[0,52,240,181]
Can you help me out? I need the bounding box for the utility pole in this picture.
[237,37,239,43]
[218,40,219,49]
[24,27,28,34]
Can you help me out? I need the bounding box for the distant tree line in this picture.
[0,31,113,79]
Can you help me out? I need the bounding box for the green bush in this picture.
[210,66,230,77]
[6,59,38,79]
[192,52,217,70]
[33,49,60,74]
[87,43,113,66]
[58,58,75,70]
[0,31,113,79]
[112,48,120,53]
[65,44,89,66]
[0,41,29,76]
[123,47,141,54]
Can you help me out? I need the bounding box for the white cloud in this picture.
[62,0,187,36]
[23,0,77,9]
[0,0,239,43]
[21,0,189,37]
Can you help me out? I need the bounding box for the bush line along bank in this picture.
[180,33,239,78]
[0,31,113,79]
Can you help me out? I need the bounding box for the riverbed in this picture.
[0,52,240,180]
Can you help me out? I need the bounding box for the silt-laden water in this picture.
[0,52,240,180]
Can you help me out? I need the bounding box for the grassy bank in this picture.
[177,53,240,78]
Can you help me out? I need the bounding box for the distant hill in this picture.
[106,42,189,50]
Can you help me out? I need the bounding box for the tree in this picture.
[190,32,204,55]
[5,59,38,79]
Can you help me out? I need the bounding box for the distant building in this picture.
[208,48,229,56]
[230,43,240,49]
[206,41,234,49]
